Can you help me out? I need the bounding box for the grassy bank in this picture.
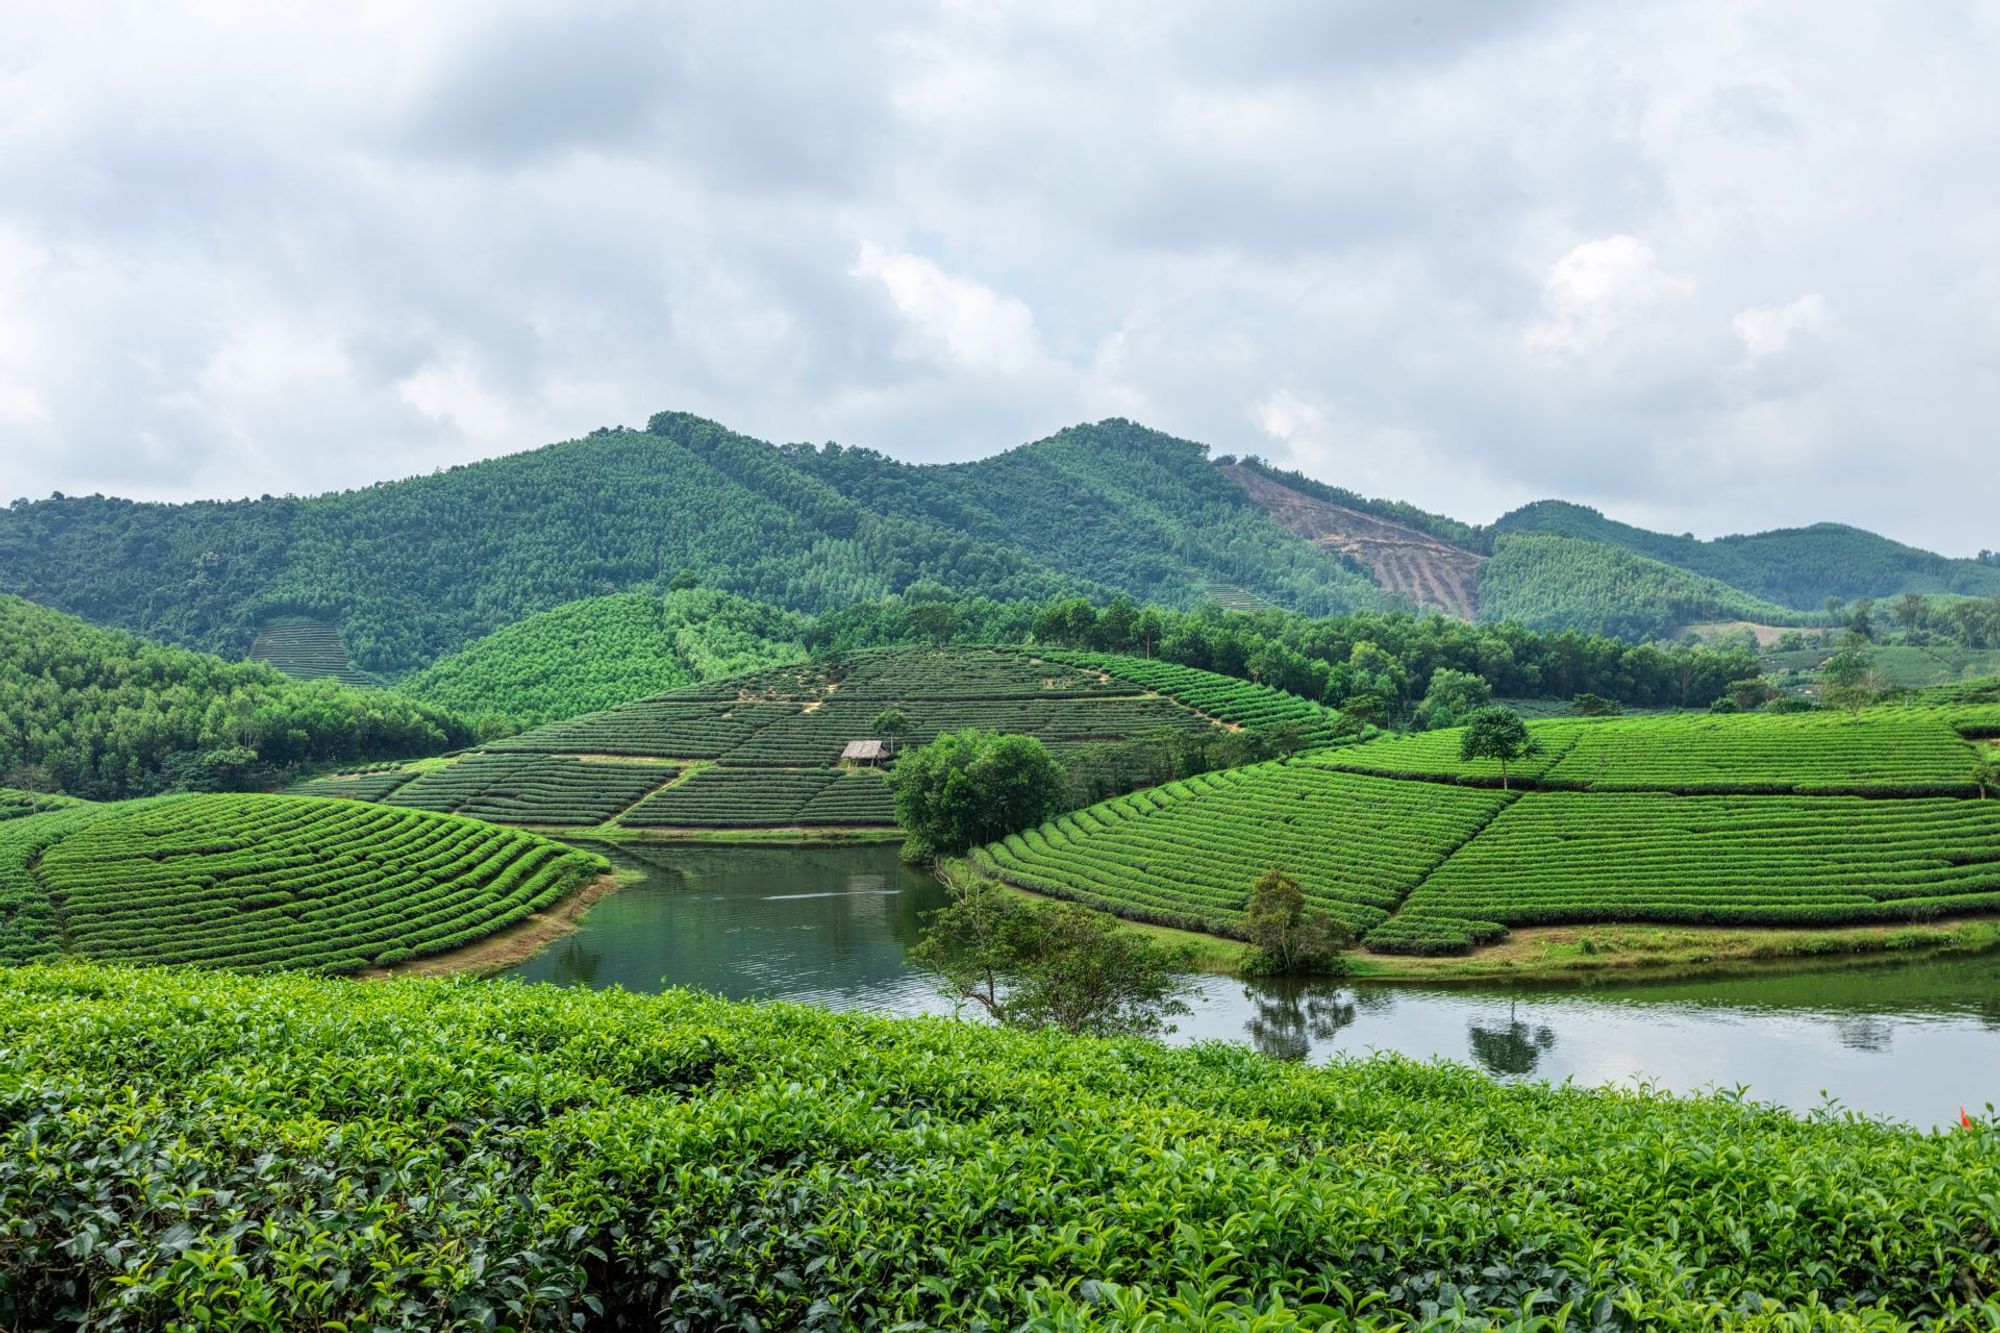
[1,963,1991,1330]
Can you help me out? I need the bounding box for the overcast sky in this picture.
[2,3,1996,553]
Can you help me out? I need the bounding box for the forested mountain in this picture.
[395,589,810,726]
[0,596,469,799]
[773,416,1391,617]
[0,416,1383,676]
[2,410,1987,674]
[1492,500,2000,609]
[1477,534,1810,639]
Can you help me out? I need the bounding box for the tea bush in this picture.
[0,964,1991,1331]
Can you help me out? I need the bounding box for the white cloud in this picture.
[0,1,1996,552]
[851,243,1053,379]
[1528,236,1695,356]
[1733,293,1830,357]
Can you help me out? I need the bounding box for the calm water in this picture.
[503,844,2000,1129]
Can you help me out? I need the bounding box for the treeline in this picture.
[0,596,470,800]
[813,591,1763,711]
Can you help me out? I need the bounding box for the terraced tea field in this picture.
[246,617,377,687]
[312,646,1345,833]
[980,701,2000,954]
[2,793,605,972]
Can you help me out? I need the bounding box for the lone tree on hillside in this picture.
[911,877,1197,1037]
[1459,706,1539,791]
[871,707,911,756]
[1975,749,1998,800]
[887,729,1069,861]
[1819,633,1879,716]
[1243,868,1352,975]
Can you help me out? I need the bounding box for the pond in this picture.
[501,844,2000,1129]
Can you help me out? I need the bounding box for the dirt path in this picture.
[360,872,622,980]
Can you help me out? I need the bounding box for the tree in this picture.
[1570,692,1622,717]
[870,707,911,757]
[1975,749,1998,800]
[1894,593,1927,633]
[1243,868,1352,974]
[910,878,1196,1037]
[887,729,1070,860]
[1459,706,1539,791]
[1819,633,1878,716]
[1727,677,1781,711]
[1413,667,1491,731]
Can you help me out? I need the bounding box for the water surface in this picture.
[502,843,2000,1129]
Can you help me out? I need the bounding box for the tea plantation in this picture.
[307,645,1342,832]
[0,793,606,972]
[982,703,2000,954]
[0,964,1992,1330]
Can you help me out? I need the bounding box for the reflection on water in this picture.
[503,843,2000,1129]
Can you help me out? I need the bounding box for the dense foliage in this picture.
[1478,533,1809,638]
[888,728,1071,858]
[1,414,1389,675]
[1495,499,2000,608]
[7,793,606,972]
[779,417,1389,618]
[394,589,810,726]
[910,876,1197,1035]
[0,595,470,799]
[4,965,1992,1330]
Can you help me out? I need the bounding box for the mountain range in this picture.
[3,411,1993,677]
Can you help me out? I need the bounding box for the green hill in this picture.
[779,417,1390,617]
[1,963,1990,1329]
[1493,499,2000,608]
[0,415,1386,677]
[1476,533,1815,638]
[0,793,605,970]
[301,646,1351,832]
[977,703,2000,953]
[394,589,812,726]
[0,595,471,800]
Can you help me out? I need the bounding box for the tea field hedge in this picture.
[982,700,2000,955]
[976,765,1508,936]
[0,964,1993,1330]
[428,646,1330,829]
[14,793,606,973]
[1317,710,1993,795]
[1388,791,2000,951]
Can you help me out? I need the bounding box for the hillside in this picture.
[1220,463,1485,617]
[394,589,811,725]
[0,595,470,800]
[0,793,605,969]
[1494,500,2000,608]
[778,417,1391,618]
[977,702,2000,953]
[3,963,1991,1330]
[1476,533,1812,638]
[0,415,1385,676]
[301,646,1349,832]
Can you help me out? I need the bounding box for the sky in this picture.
[1,2,1996,554]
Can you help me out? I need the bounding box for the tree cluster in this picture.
[0,595,469,800]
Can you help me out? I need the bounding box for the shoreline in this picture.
[954,857,2000,985]
[360,871,625,980]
